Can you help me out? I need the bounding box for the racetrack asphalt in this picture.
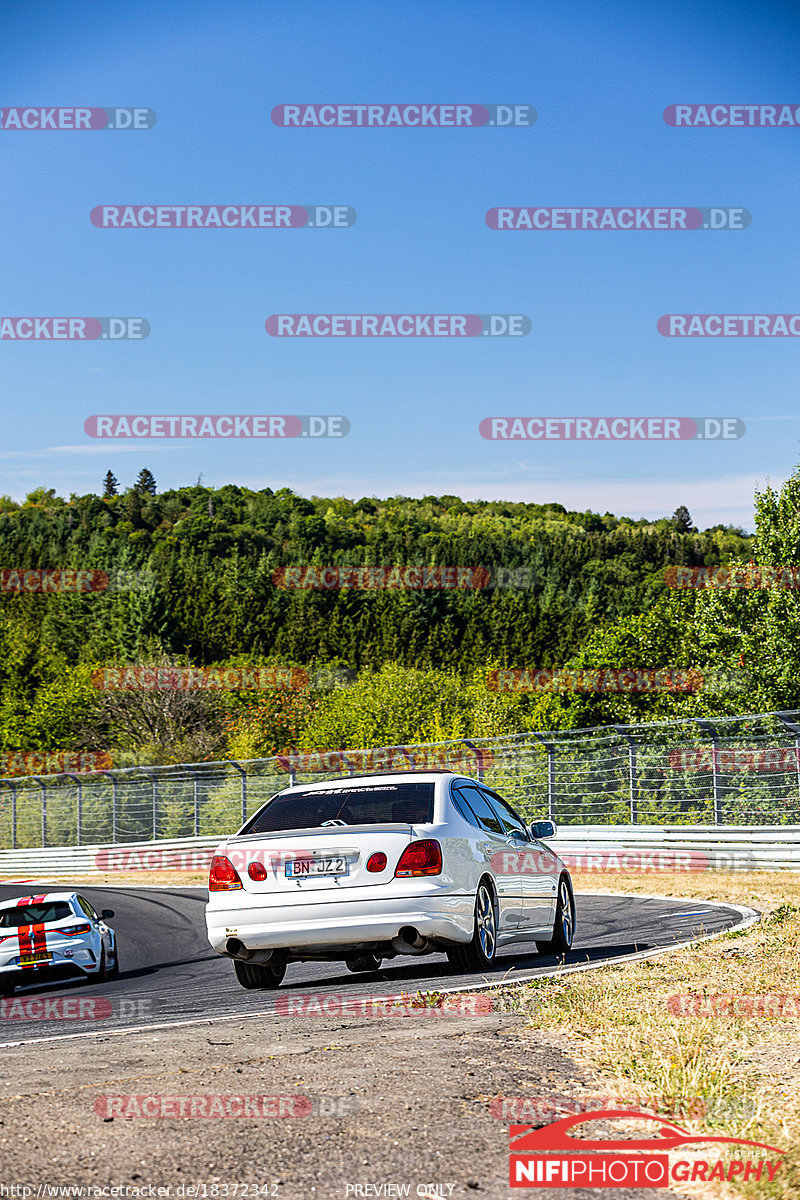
[0,886,751,1045]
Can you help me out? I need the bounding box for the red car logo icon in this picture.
[510,1110,784,1156]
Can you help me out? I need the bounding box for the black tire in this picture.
[345,953,382,974]
[536,874,575,956]
[233,958,287,989]
[107,945,120,980]
[91,947,109,983]
[447,880,499,972]
[0,980,15,998]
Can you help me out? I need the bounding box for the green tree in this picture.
[134,468,157,496]
[671,506,696,533]
[103,471,119,497]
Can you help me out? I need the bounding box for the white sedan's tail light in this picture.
[209,855,244,891]
[394,840,442,877]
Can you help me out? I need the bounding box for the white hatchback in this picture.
[205,770,575,989]
[0,891,119,994]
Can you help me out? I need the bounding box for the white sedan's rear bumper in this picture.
[206,890,474,954]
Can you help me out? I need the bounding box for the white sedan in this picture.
[0,891,119,994]
[205,770,575,988]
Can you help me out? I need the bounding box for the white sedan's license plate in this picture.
[285,856,347,878]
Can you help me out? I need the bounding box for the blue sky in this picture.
[1,0,799,529]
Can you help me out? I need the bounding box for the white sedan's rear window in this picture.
[242,783,435,834]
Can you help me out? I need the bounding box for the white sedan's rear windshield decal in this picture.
[242,783,434,833]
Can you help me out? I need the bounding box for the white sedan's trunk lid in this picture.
[223,823,418,894]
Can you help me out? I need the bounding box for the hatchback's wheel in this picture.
[91,947,109,983]
[447,881,498,972]
[0,980,15,998]
[107,946,120,980]
[233,958,287,989]
[536,874,575,956]
[345,953,382,973]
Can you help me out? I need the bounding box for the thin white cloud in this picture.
[0,443,181,460]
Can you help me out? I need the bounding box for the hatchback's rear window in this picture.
[241,782,435,834]
[0,902,73,927]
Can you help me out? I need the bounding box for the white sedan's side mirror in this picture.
[529,819,557,840]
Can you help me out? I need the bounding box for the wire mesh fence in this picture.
[3,709,800,848]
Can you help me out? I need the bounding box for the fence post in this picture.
[614,727,638,824]
[695,719,721,824]
[776,714,800,806]
[99,772,118,843]
[138,769,157,841]
[63,774,83,845]
[532,733,555,821]
[8,782,17,849]
[30,777,47,847]
[194,775,200,836]
[462,739,485,783]
[226,761,247,827]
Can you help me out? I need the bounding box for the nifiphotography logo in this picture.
[508,1109,785,1188]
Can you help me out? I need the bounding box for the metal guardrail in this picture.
[4,710,800,850]
[1,825,798,876]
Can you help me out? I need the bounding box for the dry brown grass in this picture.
[0,870,207,887]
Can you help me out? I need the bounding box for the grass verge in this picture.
[509,869,800,1198]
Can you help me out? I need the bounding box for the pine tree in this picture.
[134,468,157,496]
[103,471,119,497]
[671,506,696,533]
